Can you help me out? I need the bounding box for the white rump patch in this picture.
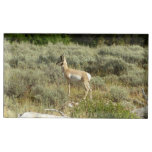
[69,74,82,81]
[87,73,91,81]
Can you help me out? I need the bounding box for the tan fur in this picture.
[57,55,92,100]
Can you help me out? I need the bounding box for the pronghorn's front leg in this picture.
[89,87,92,100]
[68,82,70,97]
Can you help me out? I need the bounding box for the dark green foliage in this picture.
[4,34,148,47]
[5,34,71,45]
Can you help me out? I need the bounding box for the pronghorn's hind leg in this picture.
[89,85,92,100]
[83,81,92,100]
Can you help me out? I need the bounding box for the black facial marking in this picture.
[60,55,64,61]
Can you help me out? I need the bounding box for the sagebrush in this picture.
[4,39,148,118]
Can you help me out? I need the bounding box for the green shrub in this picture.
[4,69,47,98]
[103,74,119,84]
[67,56,81,69]
[71,100,137,118]
[98,45,145,65]
[110,86,129,102]
[119,68,145,87]
[4,70,27,97]
[91,76,106,89]
[4,63,10,70]
[31,85,67,106]
[5,34,71,45]
[44,63,64,84]
[102,58,128,76]
[9,58,18,68]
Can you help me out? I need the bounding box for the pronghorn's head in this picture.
[56,55,66,66]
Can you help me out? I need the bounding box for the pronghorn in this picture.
[56,55,92,100]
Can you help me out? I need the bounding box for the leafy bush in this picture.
[102,58,128,76]
[98,45,145,65]
[71,100,137,118]
[4,70,27,97]
[67,56,81,69]
[103,74,119,84]
[44,63,64,84]
[5,34,71,45]
[9,58,18,68]
[4,69,47,97]
[110,86,129,102]
[91,76,106,89]
[31,85,67,106]
[119,68,145,87]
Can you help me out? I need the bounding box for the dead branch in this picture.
[44,109,68,117]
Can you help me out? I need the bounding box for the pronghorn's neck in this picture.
[62,59,68,71]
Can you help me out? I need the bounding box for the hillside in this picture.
[4,40,148,118]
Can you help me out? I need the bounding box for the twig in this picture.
[45,109,68,117]
[141,88,148,102]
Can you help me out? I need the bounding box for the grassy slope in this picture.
[4,40,148,118]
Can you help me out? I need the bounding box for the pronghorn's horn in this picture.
[61,54,64,60]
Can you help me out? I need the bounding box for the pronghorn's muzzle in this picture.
[56,55,64,65]
[56,60,63,66]
[56,61,60,65]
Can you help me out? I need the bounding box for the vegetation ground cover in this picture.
[4,39,148,118]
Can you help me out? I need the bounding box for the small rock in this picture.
[132,106,148,119]
[68,103,73,108]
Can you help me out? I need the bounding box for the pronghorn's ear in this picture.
[60,54,64,60]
